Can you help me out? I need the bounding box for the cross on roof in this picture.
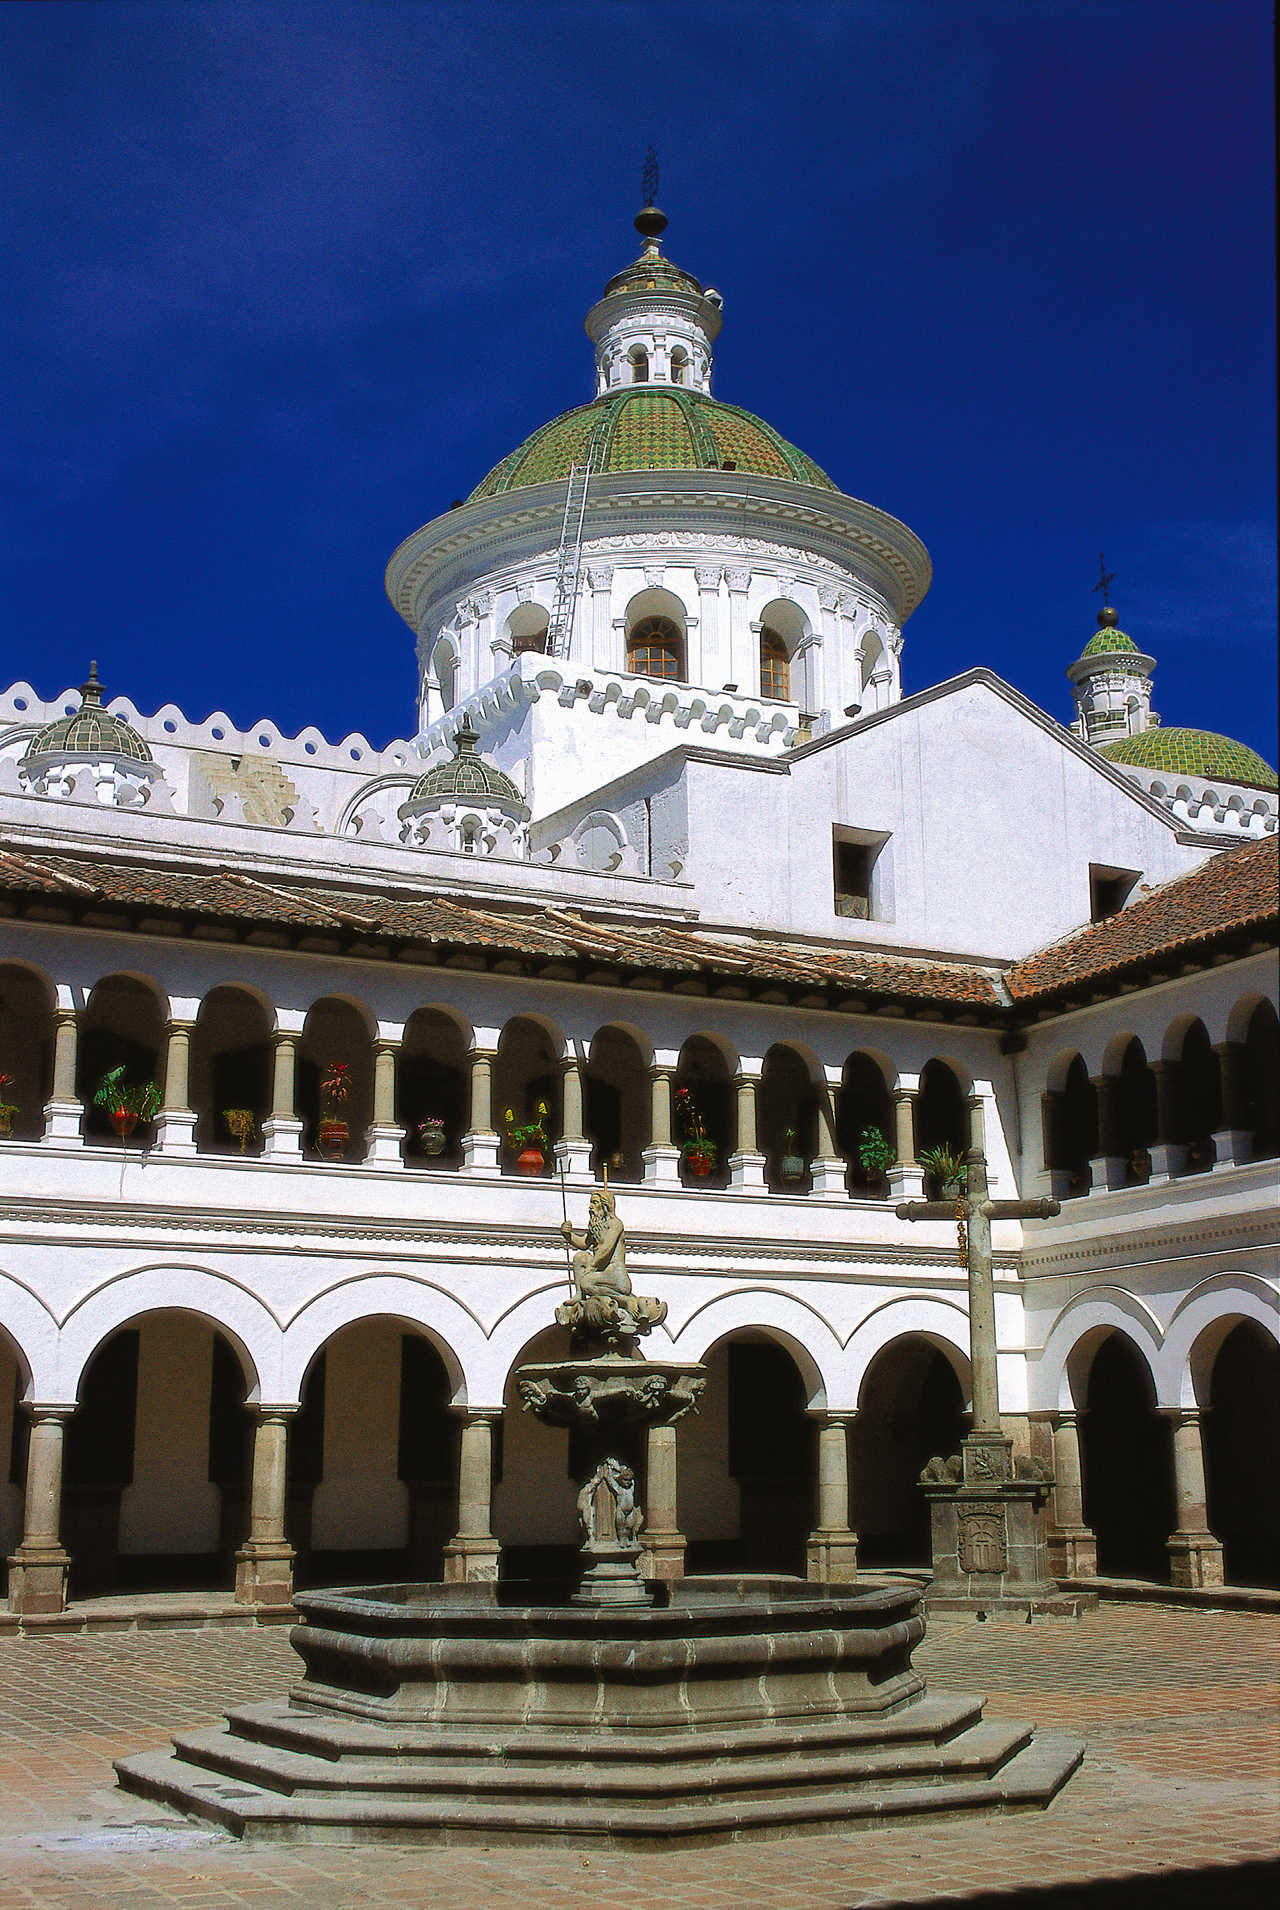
[1092,552,1116,603]
[642,148,659,206]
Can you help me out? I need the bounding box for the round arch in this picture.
[280,1274,486,1408]
[56,1267,276,1405]
[1035,1287,1166,1412]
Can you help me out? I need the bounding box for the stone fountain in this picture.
[115,1189,1083,1845]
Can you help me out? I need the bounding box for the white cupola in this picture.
[584,202,723,396]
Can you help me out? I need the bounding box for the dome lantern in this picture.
[20,661,160,806]
[397,716,530,858]
[1066,604,1157,746]
[584,200,723,398]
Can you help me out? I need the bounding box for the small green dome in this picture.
[1098,727,1277,789]
[23,663,152,766]
[402,720,528,813]
[1081,627,1139,657]
[468,388,836,501]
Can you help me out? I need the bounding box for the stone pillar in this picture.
[43,1006,83,1143]
[367,1038,403,1165]
[729,1071,766,1190]
[642,1065,680,1185]
[963,1109,1001,1441]
[724,568,751,692]
[263,1030,303,1158]
[809,1076,847,1196]
[1165,1409,1225,1589]
[588,565,614,672]
[1212,1042,1252,1168]
[1089,1074,1126,1191]
[1148,1062,1186,1182]
[1046,1411,1097,1578]
[806,1413,859,1582]
[554,1054,593,1178]
[443,1412,502,1581]
[7,1409,72,1614]
[816,585,843,716]
[461,1049,501,1174]
[234,1411,296,1607]
[641,1422,686,1581]
[886,1085,924,1198]
[693,566,721,687]
[154,1019,198,1155]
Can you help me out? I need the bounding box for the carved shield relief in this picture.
[957,1507,1008,1574]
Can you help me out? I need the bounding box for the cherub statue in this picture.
[555,1186,666,1353]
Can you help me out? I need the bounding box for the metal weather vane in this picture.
[642,147,659,207]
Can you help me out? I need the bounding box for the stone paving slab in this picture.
[0,1606,1276,1906]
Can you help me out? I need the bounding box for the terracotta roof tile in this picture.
[1008,835,1278,1002]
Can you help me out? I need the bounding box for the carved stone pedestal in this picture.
[921,1435,1095,1615]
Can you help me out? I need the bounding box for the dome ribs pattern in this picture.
[1098,728,1277,790]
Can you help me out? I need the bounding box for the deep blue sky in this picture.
[3,1,1275,764]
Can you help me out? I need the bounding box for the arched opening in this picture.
[682,1334,815,1575]
[507,603,550,657]
[1079,1333,1174,1581]
[191,986,272,1156]
[64,1314,254,1596]
[1241,1001,1280,1158]
[494,1016,562,1176]
[850,1338,968,1567]
[1204,1321,1280,1588]
[626,615,684,683]
[0,963,53,1141]
[669,347,688,386]
[293,1320,460,1590]
[759,630,790,703]
[674,1036,734,1189]
[0,1329,30,1563]
[432,639,459,711]
[585,1026,649,1184]
[836,1052,892,1197]
[1173,1020,1220,1173]
[1046,1056,1097,1197]
[298,998,373,1164]
[77,975,166,1145]
[628,345,649,384]
[916,1059,968,1194]
[759,1044,817,1193]
[398,1008,468,1167]
[494,1323,578,1582]
[1114,1039,1157,1183]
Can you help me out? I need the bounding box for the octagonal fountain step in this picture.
[115,1576,1084,1846]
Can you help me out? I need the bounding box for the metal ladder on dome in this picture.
[547,462,591,660]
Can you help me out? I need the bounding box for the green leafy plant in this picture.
[675,1087,717,1165]
[504,1100,549,1151]
[919,1143,967,1189]
[0,1070,18,1120]
[223,1107,257,1152]
[320,1061,353,1115]
[857,1124,896,1176]
[92,1065,161,1122]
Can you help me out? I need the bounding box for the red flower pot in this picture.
[515,1145,545,1176]
[109,1109,139,1139]
[319,1118,350,1161]
[684,1149,715,1178]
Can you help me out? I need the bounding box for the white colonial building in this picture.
[0,202,1276,1617]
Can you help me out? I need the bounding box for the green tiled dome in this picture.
[1081,627,1139,657]
[469,389,837,501]
[1098,728,1277,789]
[23,664,152,765]
[402,721,528,813]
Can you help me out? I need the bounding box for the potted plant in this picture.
[857,1123,896,1188]
[223,1107,257,1153]
[504,1100,549,1175]
[675,1088,717,1180]
[416,1116,447,1157]
[0,1071,18,1139]
[318,1060,353,1161]
[777,1125,807,1184]
[93,1064,161,1140]
[919,1143,967,1200]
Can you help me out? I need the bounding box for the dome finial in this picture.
[1092,551,1118,627]
[80,660,103,705]
[634,146,667,249]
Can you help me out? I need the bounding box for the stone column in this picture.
[554,1054,594,1177]
[234,1410,296,1607]
[443,1412,502,1582]
[729,1071,766,1190]
[368,1038,403,1165]
[1165,1409,1225,1589]
[816,585,843,716]
[1148,1062,1186,1182]
[724,568,751,692]
[263,1030,303,1158]
[43,1005,83,1143]
[587,565,614,672]
[154,1019,198,1155]
[1212,1042,1251,1168]
[693,566,721,687]
[806,1413,858,1582]
[7,1409,73,1614]
[642,1065,680,1185]
[641,1422,686,1581]
[1088,1074,1126,1191]
[963,1106,1001,1440]
[809,1075,847,1195]
[886,1085,924,1198]
[461,1049,501,1174]
[1046,1411,1097,1578]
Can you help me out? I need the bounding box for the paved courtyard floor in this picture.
[0,1602,1275,1908]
